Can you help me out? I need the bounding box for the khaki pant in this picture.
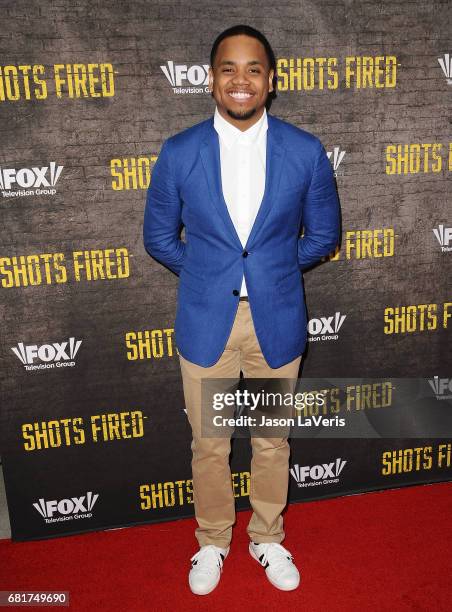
[178,300,302,548]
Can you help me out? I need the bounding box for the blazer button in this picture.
[242,250,248,257]
[232,289,239,296]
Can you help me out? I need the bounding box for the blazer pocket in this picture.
[277,268,301,294]
[279,184,302,195]
[179,267,206,296]
[278,184,305,199]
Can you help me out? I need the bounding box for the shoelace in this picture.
[257,543,294,571]
[190,545,225,575]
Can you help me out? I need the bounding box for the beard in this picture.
[226,106,258,121]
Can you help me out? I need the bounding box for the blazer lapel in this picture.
[200,120,242,249]
[200,113,286,251]
[245,115,286,250]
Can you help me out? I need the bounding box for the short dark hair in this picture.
[210,24,276,74]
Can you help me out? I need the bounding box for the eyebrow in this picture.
[217,60,264,66]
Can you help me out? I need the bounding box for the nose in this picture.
[231,69,251,86]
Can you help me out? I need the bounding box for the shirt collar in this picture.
[213,106,268,149]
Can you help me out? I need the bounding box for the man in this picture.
[144,24,340,595]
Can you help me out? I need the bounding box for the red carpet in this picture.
[1,482,451,611]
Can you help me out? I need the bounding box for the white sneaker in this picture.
[189,544,229,595]
[249,542,300,591]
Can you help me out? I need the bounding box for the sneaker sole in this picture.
[249,543,301,591]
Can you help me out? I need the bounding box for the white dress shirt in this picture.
[213,105,268,297]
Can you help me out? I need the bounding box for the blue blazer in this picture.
[143,113,340,368]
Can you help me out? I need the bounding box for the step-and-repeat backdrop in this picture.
[0,1,451,541]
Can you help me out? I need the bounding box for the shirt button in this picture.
[232,289,239,296]
[242,251,248,258]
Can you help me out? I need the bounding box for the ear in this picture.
[208,66,214,91]
[268,68,275,92]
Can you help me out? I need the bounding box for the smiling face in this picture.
[209,34,274,131]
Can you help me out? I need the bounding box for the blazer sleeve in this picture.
[143,138,186,276]
[297,139,340,271]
